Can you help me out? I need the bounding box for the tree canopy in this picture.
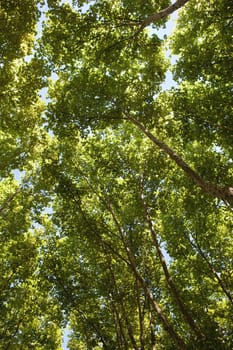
[0,0,232,349]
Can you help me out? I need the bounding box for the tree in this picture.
[1,0,232,349]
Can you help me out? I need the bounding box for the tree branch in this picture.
[136,0,190,34]
[188,233,233,304]
[125,113,233,204]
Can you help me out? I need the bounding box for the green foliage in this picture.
[0,0,41,62]
[171,0,233,153]
[1,0,232,349]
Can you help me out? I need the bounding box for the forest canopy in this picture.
[0,0,232,349]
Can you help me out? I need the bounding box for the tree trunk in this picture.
[140,184,205,340]
[126,114,233,204]
[106,259,139,350]
[135,280,145,350]
[105,199,187,350]
[126,245,187,350]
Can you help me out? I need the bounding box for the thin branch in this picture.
[70,190,130,267]
[188,234,233,304]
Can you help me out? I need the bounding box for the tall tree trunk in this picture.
[135,280,145,350]
[106,260,139,350]
[108,286,130,350]
[148,303,157,350]
[104,198,187,350]
[126,114,233,204]
[112,302,129,350]
[84,182,187,349]
[139,183,205,341]
[125,243,187,350]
